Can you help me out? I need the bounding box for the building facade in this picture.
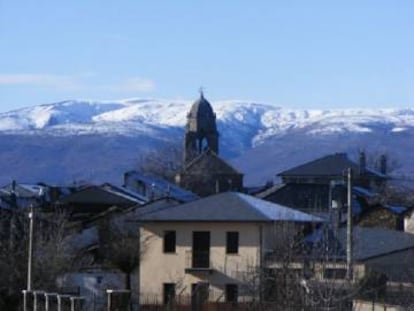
[137,192,322,305]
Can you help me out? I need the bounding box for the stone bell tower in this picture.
[184,91,219,164]
[176,91,244,197]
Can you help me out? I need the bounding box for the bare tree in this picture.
[351,149,401,174]
[33,211,77,290]
[98,216,153,311]
[240,223,365,311]
[0,208,76,310]
[103,224,141,290]
[136,142,183,182]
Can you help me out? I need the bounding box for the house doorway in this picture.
[191,282,209,311]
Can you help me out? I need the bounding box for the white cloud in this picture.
[0,73,156,93]
[0,73,82,90]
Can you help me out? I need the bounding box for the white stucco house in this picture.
[135,191,322,305]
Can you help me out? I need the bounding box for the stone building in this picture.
[259,152,387,216]
[175,93,243,197]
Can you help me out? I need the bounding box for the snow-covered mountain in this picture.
[1,99,413,186]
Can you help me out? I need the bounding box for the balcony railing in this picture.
[185,250,214,273]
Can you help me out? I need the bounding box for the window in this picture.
[192,231,210,268]
[164,231,176,253]
[225,284,238,303]
[163,283,175,305]
[226,232,239,254]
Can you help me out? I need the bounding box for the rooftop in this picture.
[278,153,385,179]
[307,226,414,261]
[135,192,323,223]
[124,171,199,202]
[337,226,414,261]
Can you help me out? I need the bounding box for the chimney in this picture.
[12,180,16,193]
[359,152,366,175]
[380,154,387,175]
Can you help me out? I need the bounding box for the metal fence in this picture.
[21,289,131,311]
[22,290,85,311]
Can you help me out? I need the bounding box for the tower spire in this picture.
[198,86,204,98]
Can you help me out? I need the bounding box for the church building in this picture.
[175,92,244,197]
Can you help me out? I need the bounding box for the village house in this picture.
[57,183,147,222]
[259,152,387,214]
[58,196,184,310]
[136,191,322,305]
[257,153,409,230]
[304,225,414,283]
[0,181,50,209]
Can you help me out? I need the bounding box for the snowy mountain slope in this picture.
[0,100,131,131]
[0,99,413,186]
[2,99,414,140]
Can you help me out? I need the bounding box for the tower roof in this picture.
[189,92,215,119]
[187,91,217,133]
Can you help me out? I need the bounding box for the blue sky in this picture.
[0,1,413,112]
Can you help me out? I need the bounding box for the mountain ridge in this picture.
[0,99,413,186]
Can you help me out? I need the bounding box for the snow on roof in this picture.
[237,193,324,223]
[101,183,148,204]
[136,192,324,223]
[0,182,46,198]
[125,171,199,202]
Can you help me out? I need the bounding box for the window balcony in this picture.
[185,250,214,274]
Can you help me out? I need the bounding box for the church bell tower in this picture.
[176,91,243,197]
[184,91,219,164]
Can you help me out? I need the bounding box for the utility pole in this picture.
[346,168,353,280]
[27,187,44,291]
[27,204,34,291]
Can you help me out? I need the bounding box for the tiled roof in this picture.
[337,227,414,260]
[60,185,141,206]
[306,226,414,261]
[183,149,243,175]
[101,183,148,204]
[124,171,199,202]
[0,183,45,198]
[278,153,385,178]
[135,192,323,223]
[261,183,330,210]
